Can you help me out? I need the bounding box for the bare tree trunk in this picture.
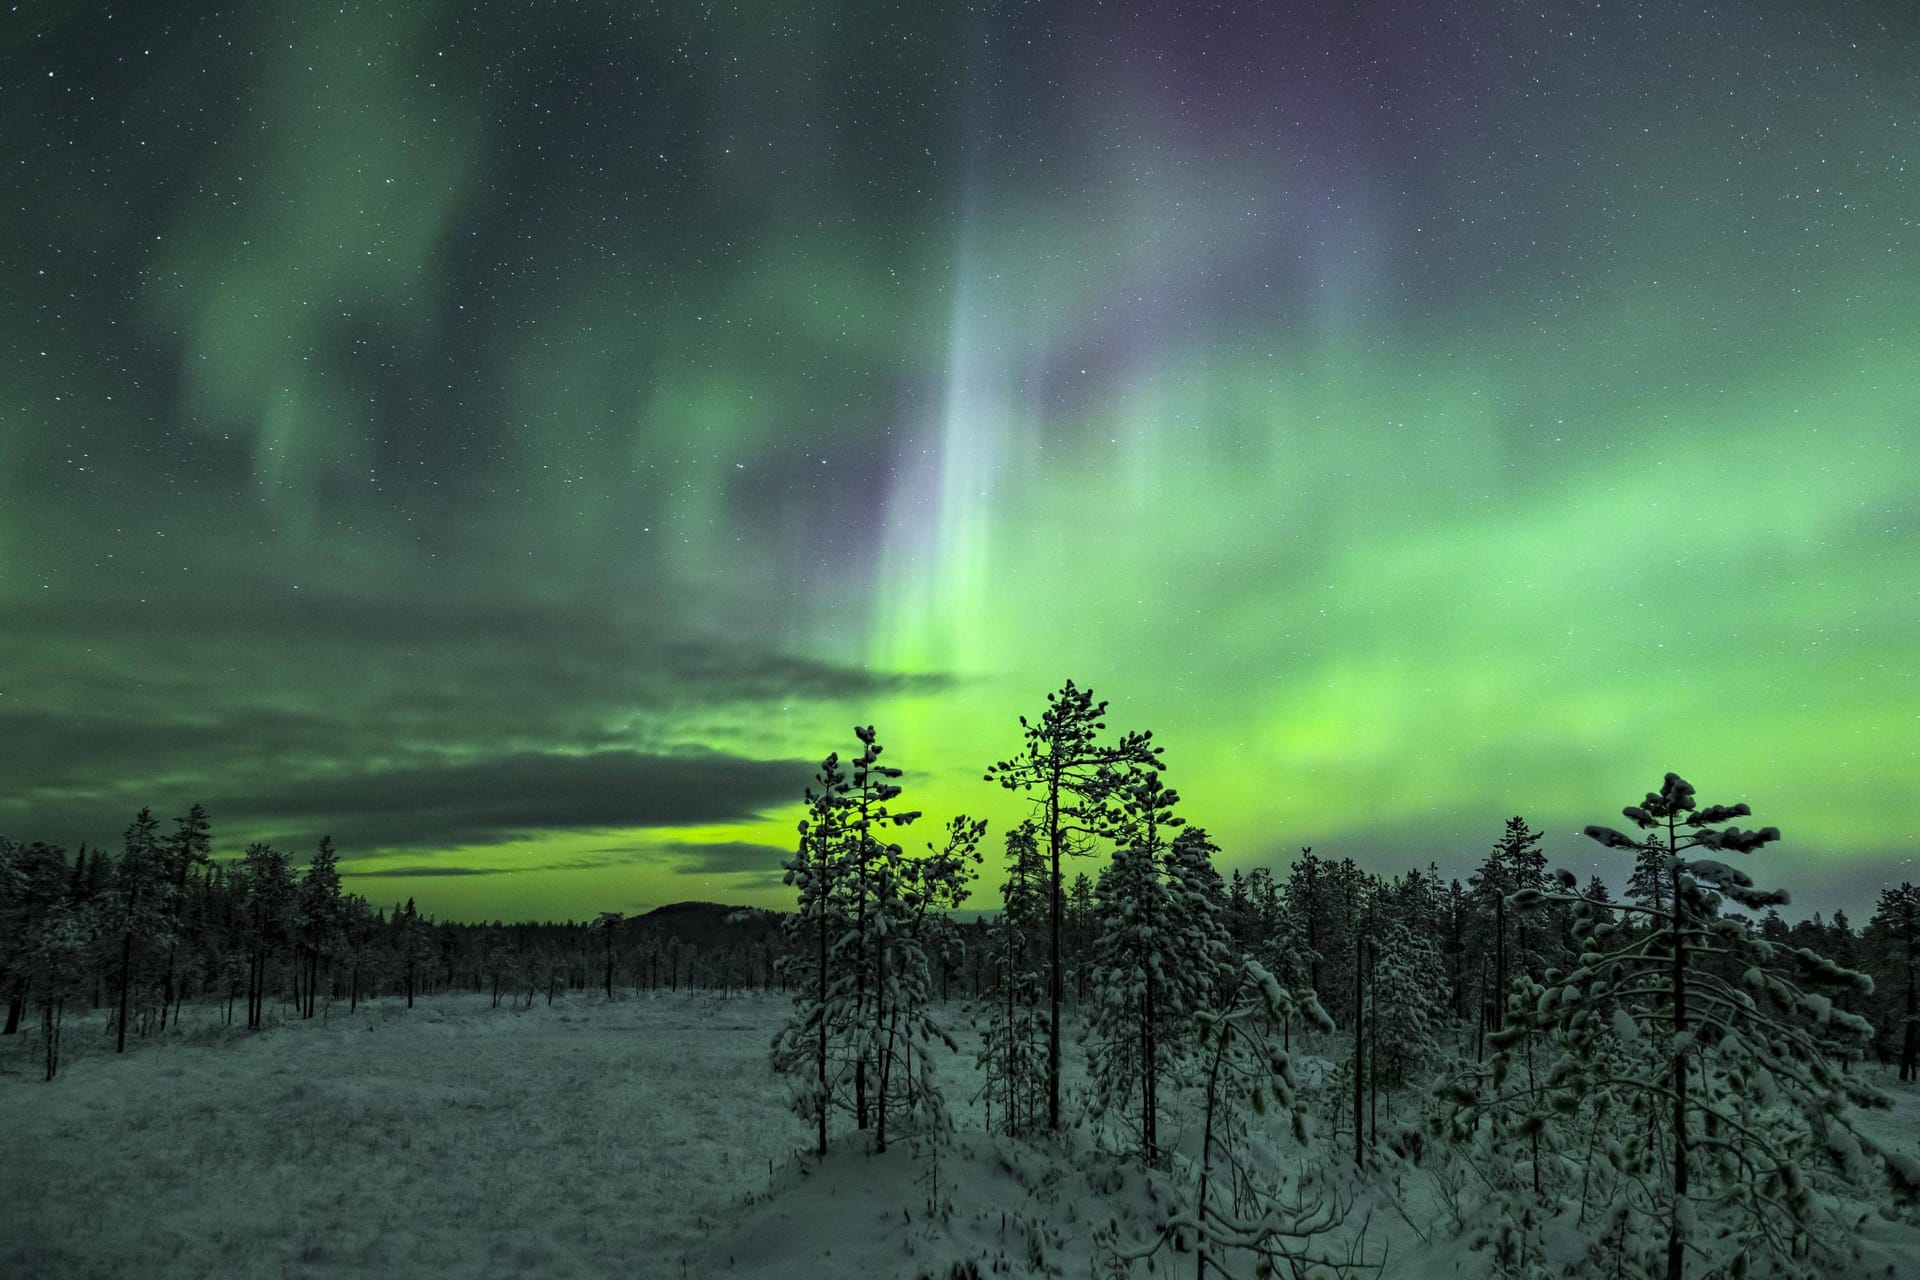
[1903,945,1917,1083]
[44,997,62,1082]
[1047,777,1064,1132]
[117,921,135,1054]
[1492,891,1507,1034]
[1141,970,1158,1166]
[1667,825,1689,1280]
[1353,938,1365,1168]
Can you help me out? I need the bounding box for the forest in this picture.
[5,681,1918,1279]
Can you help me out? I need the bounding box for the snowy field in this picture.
[6,992,1920,1278]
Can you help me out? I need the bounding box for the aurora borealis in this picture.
[2,1,1915,923]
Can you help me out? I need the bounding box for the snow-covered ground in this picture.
[5,993,1918,1278]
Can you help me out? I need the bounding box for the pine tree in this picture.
[1368,870,1448,1129]
[1625,834,1670,914]
[298,836,344,1019]
[1864,883,1920,1081]
[30,899,92,1082]
[1482,773,1897,1278]
[0,838,24,1036]
[1282,848,1331,1015]
[592,911,623,999]
[157,803,212,1031]
[987,680,1162,1130]
[1065,870,1096,1006]
[977,821,1049,1135]
[239,842,296,1029]
[772,749,853,1150]
[112,811,167,1052]
[870,812,982,1150]
[1095,956,1341,1279]
[1083,774,1231,1166]
[845,724,920,1147]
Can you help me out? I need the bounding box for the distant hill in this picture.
[628,900,784,948]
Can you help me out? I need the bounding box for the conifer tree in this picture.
[987,680,1162,1130]
[845,724,920,1144]
[240,842,296,1029]
[977,821,1049,1135]
[1864,883,1920,1081]
[1282,848,1330,1014]
[298,836,344,1019]
[871,812,982,1151]
[1367,870,1448,1133]
[592,911,623,999]
[157,803,212,1031]
[1083,775,1230,1166]
[1455,772,1897,1279]
[30,900,92,1082]
[1065,870,1096,1006]
[0,837,25,1036]
[772,749,852,1156]
[1095,957,1340,1280]
[113,811,166,1052]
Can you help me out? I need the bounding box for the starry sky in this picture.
[3,1,1915,923]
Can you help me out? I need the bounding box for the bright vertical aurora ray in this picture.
[0,1,1914,921]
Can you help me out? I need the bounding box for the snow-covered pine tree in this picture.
[1226,868,1252,952]
[1467,817,1557,1047]
[298,836,344,1019]
[1083,774,1232,1166]
[395,894,428,1009]
[1441,876,1472,1025]
[1625,833,1671,914]
[1095,956,1342,1280]
[845,724,921,1149]
[870,812,982,1150]
[1281,848,1331,1017]
[111,810,168,1052]
[156,803,211,1032]
[977,821,1050,1135]
[772,750,853,1157]
[1247,866,1282,956]
[987,680,1163,1131]
[1367,869,1449,1132]
[1503,773,1895,1278]
[30,899,92,1082]
[1065,870,1096,1006]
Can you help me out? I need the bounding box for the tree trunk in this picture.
[1142,970,1158,1166]
[1903,956,1917,1083]
[1353,938,1365,1168]
[1668,825,1689,1280]
[1369,953,1379,1147]
[1195,1017,1229,1280]
[44,997,62,1082]
[1047,774,1064,1132]
[116,922,135,1054]
[874,948,890,1154]
[816,900,829,1158]
[1493,891,1507,1034]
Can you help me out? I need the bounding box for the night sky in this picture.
[4,2,1915,923]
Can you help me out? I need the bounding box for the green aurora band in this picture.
[0,1,1914,922]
